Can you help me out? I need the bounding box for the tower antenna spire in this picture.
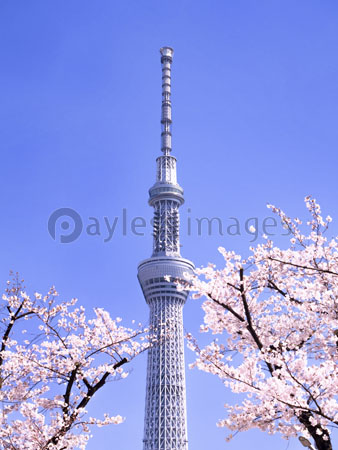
[160,47,174,155]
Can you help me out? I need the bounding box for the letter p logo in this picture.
[48,208,83,243]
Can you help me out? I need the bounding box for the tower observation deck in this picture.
[137,47,194,450]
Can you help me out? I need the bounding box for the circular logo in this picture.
[48,208,83,243]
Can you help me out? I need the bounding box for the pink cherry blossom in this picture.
[0,274,149,449]
[188,197,337,450]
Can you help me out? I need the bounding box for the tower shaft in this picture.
[138,47,193,450]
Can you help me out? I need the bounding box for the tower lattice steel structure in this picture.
[138,47,194,450]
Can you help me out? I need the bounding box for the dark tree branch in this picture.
[267,279,302,305]
[299,411,332,450]
[44,357,129,449]
[268,257,338,277]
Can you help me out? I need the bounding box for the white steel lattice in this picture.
[143,296,188,450]
[153,200,180,255]
[156,156,177,184]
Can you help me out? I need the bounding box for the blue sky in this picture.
[1,1,338,449]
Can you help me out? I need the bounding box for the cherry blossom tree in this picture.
[188,197,338,450]
[0,274,148,450]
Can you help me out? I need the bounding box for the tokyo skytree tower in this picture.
[137,47,194,450]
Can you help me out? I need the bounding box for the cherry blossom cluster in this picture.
[188,197,337,450]
[0,274,149,450]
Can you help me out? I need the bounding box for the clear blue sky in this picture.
[1,1,338,449]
